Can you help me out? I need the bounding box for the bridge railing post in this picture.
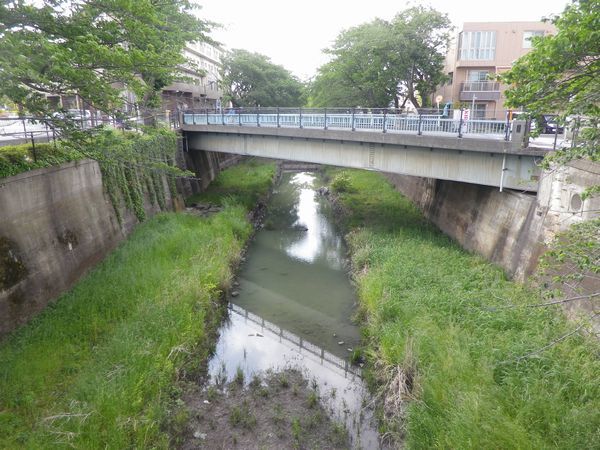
[221,108,225,126]
[206,108,209,125]
[351,108,355,131]
[417,112,423,136]
[238,107,242,126]
[299,107,303,129]
[382,108,387,133]
[504,111,511,141]
[324,108,327,130]
[458,108,464,138]
[256,106,260,127]
[277,107,280,128]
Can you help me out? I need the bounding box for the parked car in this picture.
[540,115,564,134]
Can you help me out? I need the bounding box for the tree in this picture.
[0,0,212,123]
[501,0,599,171]
[221,49,304,107]
[501,0,599,347]
[309,6,451,109]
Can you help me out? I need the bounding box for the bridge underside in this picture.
[184,127,542,192]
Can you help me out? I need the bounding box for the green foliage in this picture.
[0,0,213,121]
[221,49,305,107]
[331,168,600,449]
[0,159,272,448]
[0,143,83,178]
[502,0,599,169]
[186,159,276,210]
[539,218,600,295]
[310,6,451,109]
[78,128,181,223]
[330,171,355,193]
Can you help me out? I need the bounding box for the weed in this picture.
[305,411,323,430]
[229,401,256,430]
[249,374,261,389]
[207,385,218,402]
[272,403,286,427]
[307,390,318,409]
[234,366,244,386]
[291,417,302,445]
[278,373,290,388]
[329,422,348,446]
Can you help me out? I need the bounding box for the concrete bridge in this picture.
[180,109,550,192]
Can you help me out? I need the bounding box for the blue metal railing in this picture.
[182,107,512,140]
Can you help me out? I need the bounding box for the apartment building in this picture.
[161,41,224,111]
[435,21,556,120]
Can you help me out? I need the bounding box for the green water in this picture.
[232,171,361,358]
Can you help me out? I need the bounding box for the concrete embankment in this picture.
[0,148,240,336]
[385,160,600,279]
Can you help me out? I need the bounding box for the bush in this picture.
[0,143,83,178]
[330,171,354,193]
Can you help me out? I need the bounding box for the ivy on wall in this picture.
[77,129,186,225]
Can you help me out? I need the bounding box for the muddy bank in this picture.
[182,369,349,450]
[177,169,381,449]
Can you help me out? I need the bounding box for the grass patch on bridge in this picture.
[327,168,600,449]
[0,161,275,448]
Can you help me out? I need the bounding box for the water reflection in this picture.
[208,304,379,449]
[206,171,380,448]
[284,173,344,268]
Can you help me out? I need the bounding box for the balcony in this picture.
[459,81,501,101]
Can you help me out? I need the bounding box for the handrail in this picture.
[182,108,513,141]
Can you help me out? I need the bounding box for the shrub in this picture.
[330,171,354,193]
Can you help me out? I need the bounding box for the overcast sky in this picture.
[196,0,570,80]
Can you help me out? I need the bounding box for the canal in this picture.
[207,170,380,448]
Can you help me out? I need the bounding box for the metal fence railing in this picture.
[0,111,180,147]
[181,107,514,141]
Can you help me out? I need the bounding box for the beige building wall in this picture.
[436,21,556,119]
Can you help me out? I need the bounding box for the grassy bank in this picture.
[186,158,276,210]
[328,169,599,449]
[0,160,275,448]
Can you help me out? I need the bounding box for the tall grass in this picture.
[329,169,600,449]
[0,160,275,448]
[186,158,276,209]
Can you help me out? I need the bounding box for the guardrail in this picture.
[0,112,180,146]
[182,107,513,141]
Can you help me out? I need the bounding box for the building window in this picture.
[447,72,453,85]
[459,31,496,60]
[523,30,545,48]
[472,103,487,119]
[467,70,490,82]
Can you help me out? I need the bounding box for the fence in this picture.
[182,107,513,141]
[0,111,180,147]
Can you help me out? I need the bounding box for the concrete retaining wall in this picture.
[385,160,600,280]
[0,159,175,336]
[0,148,235,336]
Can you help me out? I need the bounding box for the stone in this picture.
[337,341,344,345]
[193,431,207,440]
[231,291,239,297]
